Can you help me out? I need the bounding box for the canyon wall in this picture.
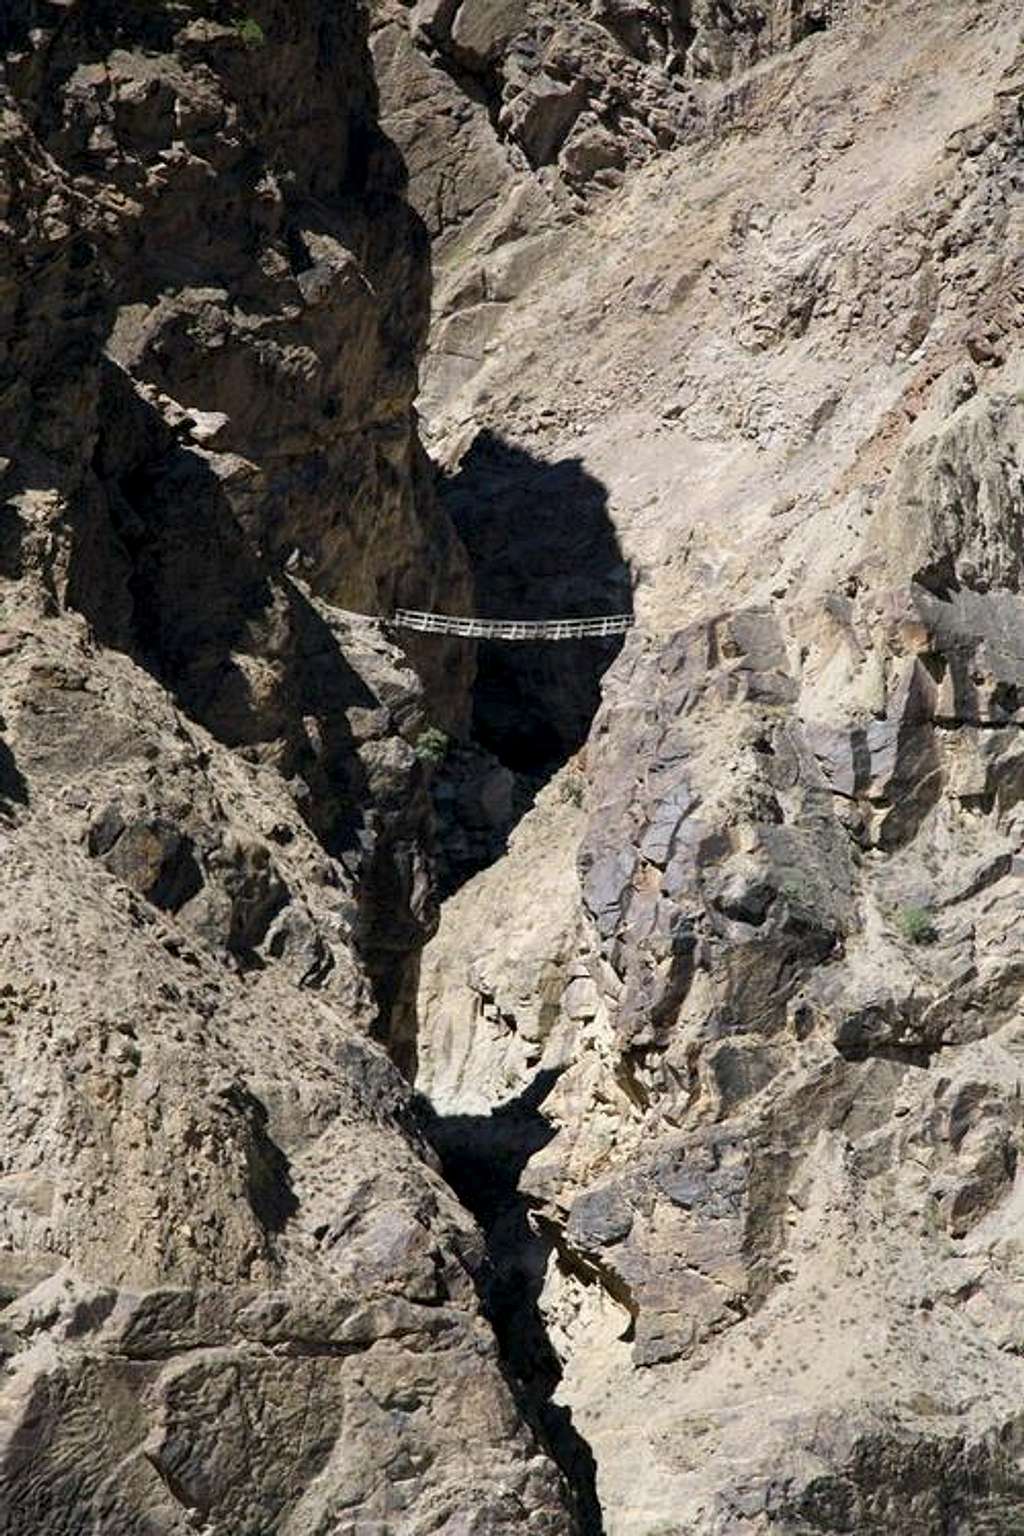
[2,0,1023,1533]
[0,3,571,1530]
[416,1,1024,1530]
[370,0,865,428]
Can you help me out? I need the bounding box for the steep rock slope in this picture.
[416,2,1024,1530]
[371,0,852,423]
[373,0,882,789]
[1,0,475,1035]
[0,3,573,1531]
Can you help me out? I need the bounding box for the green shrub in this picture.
[413,726,449,767]
[558,771,584,807]
[780,878,815,918]
[235,16,266,47]
[898,905,938,946]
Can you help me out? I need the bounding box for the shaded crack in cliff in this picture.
[396,440,631,1518]
[418,31,507,146]
[416,1070,606,1536]
[441,430,631,778]
[426,431,630,898]
[0,740,29,811]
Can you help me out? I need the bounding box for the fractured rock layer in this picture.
[371,0,868,433]
[0,3,573,1530]
[3,0,1024,1530]
[417,2,1024,1530]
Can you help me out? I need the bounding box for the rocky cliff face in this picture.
[0,3,571,1530]
[415,1,1024,1531]
[1,0,478,1035]
[370,0,856,428]
[3,0,1024,1533]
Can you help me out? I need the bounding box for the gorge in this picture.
[1,1,1024,1532]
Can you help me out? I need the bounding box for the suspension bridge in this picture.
[334,608,635,641]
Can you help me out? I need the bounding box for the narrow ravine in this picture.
[402,430,625,1523]
[417,1072,606,1535]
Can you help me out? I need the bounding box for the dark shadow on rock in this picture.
[69,360,377,856]
[416,1068,605,1535]
[223,1085,300,1236]
[441,430,631,778]
[0,501,25,584]
[66,361,431,1049]
[105,818,204,913]
[247,1104,300,1235]
[0,740,28,809]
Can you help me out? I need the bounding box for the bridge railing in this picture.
[391,610,635,640]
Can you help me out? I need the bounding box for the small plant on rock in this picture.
[780,878,814,918]
[413,726,449,767]
[898,905,938,946]
[235,15,266,47]
[559,770,585,807]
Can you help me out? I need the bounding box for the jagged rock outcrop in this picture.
[370,0,860,430]
[373,0,846,221]
[5,0,1024,1530]
[417,3,1024,1530]
[2,0,480,1047]
[0,3,574,1530]
[0,816,571,1534]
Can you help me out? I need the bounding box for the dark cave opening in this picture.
[794,3,830,40]
[0,740,28,811]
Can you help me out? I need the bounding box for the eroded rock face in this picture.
[1,0,473,1046]
[373,0,844,219]
[5,0,1024,1530]
[415,3,1024,1530]
[0,814,571,1533]
[370,0,858,434]
[0,4,574,1530]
